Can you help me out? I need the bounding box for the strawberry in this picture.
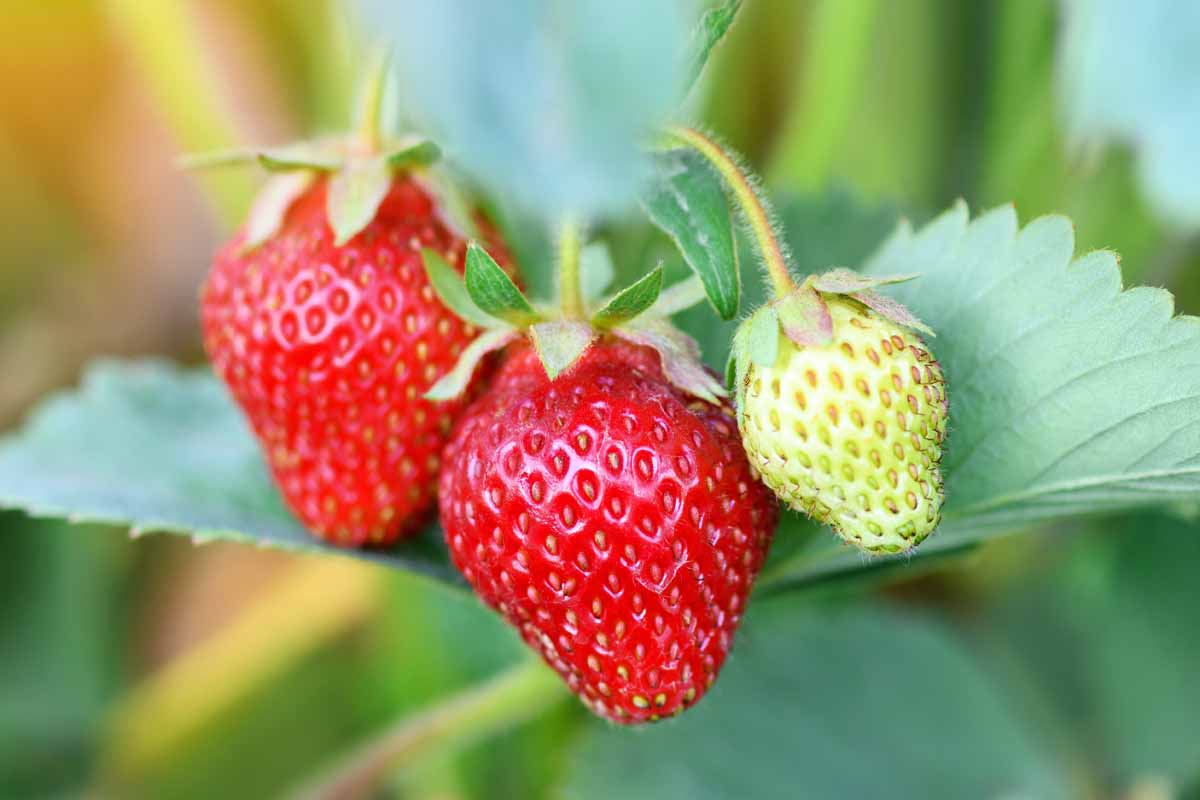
[734,276,947,553]
[439,338,778,723]
[202,175,511,546]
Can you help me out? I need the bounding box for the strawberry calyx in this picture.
[179,52,452,252]
[727,268,932,421]
[421,225,722,403]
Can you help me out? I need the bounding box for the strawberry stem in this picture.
[355,47,392,154]
[293,659,566,800]
[665,125,796,298]
[558,216,585,320]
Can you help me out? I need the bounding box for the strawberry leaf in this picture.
[464,243,537,325]
[420,249,506,329]
[425,328,519,401]
[1059,0,1200,227]
[774,285,833,346]
[0,361,462,584]
[242,171,314,251]
[327,156,392,246]
[765,202,1200,589]
[647,275,708,318]
[684,0,742,93]
[385,139,442,170]
[591,267,664,328]
[567,600,1069,800]
[642,149,740,320]
[529,321,596,380]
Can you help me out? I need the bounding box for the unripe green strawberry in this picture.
[734,278,947,553]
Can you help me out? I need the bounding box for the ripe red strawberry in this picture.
[203,176,510,546]
[439,338,778,723]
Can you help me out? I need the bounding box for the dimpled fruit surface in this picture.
[740,296,947,553]
[439,339,779,723]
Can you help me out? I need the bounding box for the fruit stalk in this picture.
[294,659,566,800]
[355,46,391,153]
[665,125,795,297]
[558,215,585,319]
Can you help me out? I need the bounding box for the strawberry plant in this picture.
[3,1,1200,797]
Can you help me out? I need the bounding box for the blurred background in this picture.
[2,1,1198,798]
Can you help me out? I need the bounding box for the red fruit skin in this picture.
[202,177,507,546]
[440,339,779,723]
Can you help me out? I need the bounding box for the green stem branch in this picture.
[293,659,567,800]
[355,47,392,154]
[665,125,796,297]
[558,216,585,319]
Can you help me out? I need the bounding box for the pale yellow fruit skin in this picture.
[739,297,948,553]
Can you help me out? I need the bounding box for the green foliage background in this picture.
[0,1,1198,798]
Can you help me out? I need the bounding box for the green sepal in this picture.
[465,244,538,325]
[530,321,596,380]
[420,167,480,239]
[809,267,920,295]
[386,139,442,170]
[580,243,616,303]
[424,327,519,401]
[850,289,936,337]
[241,171,315,252]
[591,266,664,328]
[775,285,833,346]
[327,156,392,246]
[258,140,345,172]
[648,275,708,318]
[420,249,508,329]
[745,305,781,367]
[615,319,726,404]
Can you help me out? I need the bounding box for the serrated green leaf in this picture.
[0,360,461,584]
[529,322,596,380]
[1059,0,1200,227]
[327,156,392,246]
[774,285,832,346]
[464,243,537,325]
[243,171,314,251]
[425,328,519,401]
[420,249,506,329]
[567,599,1070,800]
[684,0,741,93]
[367,0,688,218]
[615,319,726,403]
[580,243,615,303]
[744,305,780,368]
[765,202,1200,589]
[642,149,740,320]
[258,140,345,172]
[591,267,664,327]
[649,275,708,318]
[385,139,442,170]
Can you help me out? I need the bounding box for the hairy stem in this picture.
[665,125,796,297]
[558,216,586,319]
[293,659,567,800]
